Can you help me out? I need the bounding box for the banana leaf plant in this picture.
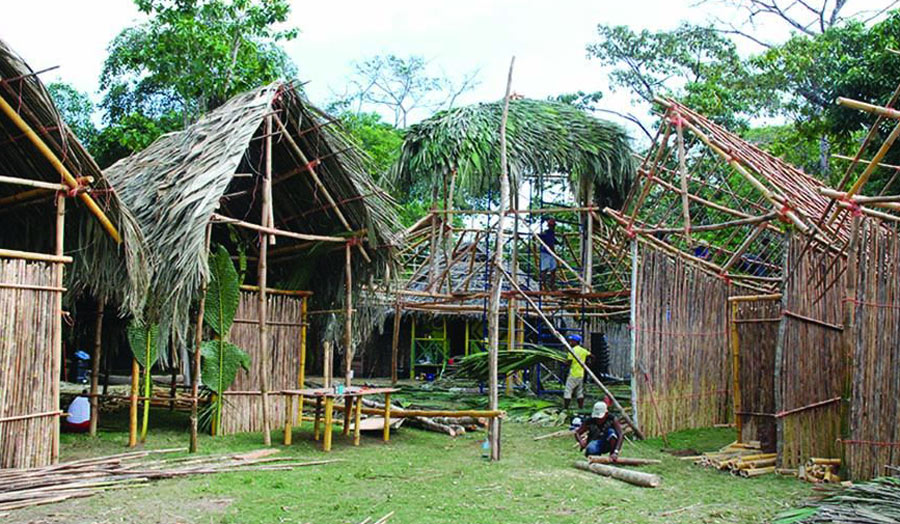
[126,321,159,442]
[201,245,251,435]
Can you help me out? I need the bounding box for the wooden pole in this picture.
[573,460,661,487]
[344,242,353,387]
[297,297,307,428]
[89,295,106,436]
[51,192,65,463]
[390,301,401,385]
[496,264,645,439]
[839,214,861,477]
[731,301,742,440]
[584,184,594,293]
[676,114,692,244]
[487,56,515,461]
[189,223,211,453]
[323,341,333,389]
[258,116,273,447]
[128,358,139,448]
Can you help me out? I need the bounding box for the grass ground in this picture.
[12,401,815,524]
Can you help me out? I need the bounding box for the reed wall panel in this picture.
[633,243,731,437]
[776,234,845,469]
[847,222,900,480]
[733,297,779,451]
[222,291,303,435]
[0,258,58,468]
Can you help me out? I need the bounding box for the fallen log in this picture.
[573,460,661,488]
[588,456,661,466]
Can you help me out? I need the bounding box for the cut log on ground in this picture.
[588,456,661,466]
[573,460,661,488]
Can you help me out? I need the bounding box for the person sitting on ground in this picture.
[575,401,623,461]
[562,333,590,410]
[63,389,91,433]
[538,218,557,290]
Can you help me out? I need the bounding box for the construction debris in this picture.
[693,441,777,477]
[773,477,900,523]
[798,458,842,484]
[0,448,340,512]
[588,456,661,467]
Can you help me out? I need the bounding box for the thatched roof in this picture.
[106,82,398,347]
[392,98,636,207]
[0,38,147,313]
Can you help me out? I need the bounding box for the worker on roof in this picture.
[538,218,557,290]
[575,401,623,461]
[563,333,590,410]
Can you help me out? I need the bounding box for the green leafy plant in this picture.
[201,245,251,435]
[126,321,159,442]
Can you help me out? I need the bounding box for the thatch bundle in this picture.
[105,82,398,354]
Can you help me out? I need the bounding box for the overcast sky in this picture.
[0,0,893,135]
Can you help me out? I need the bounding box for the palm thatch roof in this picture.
[106,82,398,348]
[391,98,636,207]
[0,38,147,313]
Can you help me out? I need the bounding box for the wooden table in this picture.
[281,387,399,451]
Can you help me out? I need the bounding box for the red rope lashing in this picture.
[843,297,900,310]
[777,203,793,224]
[839,439,900,448]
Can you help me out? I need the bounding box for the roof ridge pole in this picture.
[487,56,515,461]
[258,116,273,447]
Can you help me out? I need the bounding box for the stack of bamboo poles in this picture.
[633,244,732,437]
[0,448,339,513]
[0,258,59,468]
[692,441,777,477]
[798,458,842,483]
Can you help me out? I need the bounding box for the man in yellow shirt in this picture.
[563,334,590,410]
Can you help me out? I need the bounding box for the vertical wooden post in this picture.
[409,316,416,379]
[383,392,392,442]
[51,192,65,462]
[353,394,363,445]
[323,341,333,389]
[258,116,273,447]
[464,318,470,357]
[89,294,106,436]
[313,396,322,441]
[283,394,293,446]
[128,358,139,448]
[487,56,515,462]
[390,301,401,384]
[189,223,211,453]
[297,297,307,427]
[676,115,692,244]
[584,185,594,294]
[730,300,742,441]
[629,240,640,430]
[839,215,861,477]
[323,396,334,451]
[344,242,353,387]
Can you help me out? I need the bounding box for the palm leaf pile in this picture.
[0,37,149,315]
[774,477,900,523]
[454,344,567,381]
[391,98,635,207]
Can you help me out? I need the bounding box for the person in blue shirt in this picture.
[538,218,557,290]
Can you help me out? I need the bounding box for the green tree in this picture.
[97,0,298,165]
[46,82,98,151]
[338,112,404,177]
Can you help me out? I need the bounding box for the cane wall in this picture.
[732,297,779,451]
[632,243,731,437]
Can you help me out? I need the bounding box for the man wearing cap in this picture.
[562,334,590,410]
[575,401,623,461]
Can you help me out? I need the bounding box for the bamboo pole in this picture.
[51,192,65,463]
[485,57,515,462]
[390,301,401,385]
[344,242,353,388]
[573,460,661,487]
[496,265,644,439]
[189,224,211,453]
[297,297,307,428]
[210,214,346,243]
[89,295,106,436]
[258,116,273,447]
[675,114,692,244]
[0,249,72,264]
[731,301,742,439]
[839,214,860,477]
[0,89,120,242]
[128,359,139,448]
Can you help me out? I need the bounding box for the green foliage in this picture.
[745,125,825,180]
[588,23,762,128]
[204,245,241,338]
[201,245,251,434]
[456,345,567,381]
[46,82,98,151]
[338,112,404,177]
[97,0,297,165]
[126,321,159,441]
